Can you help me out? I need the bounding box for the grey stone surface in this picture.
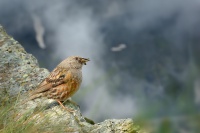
[0,24,142,133]
[0,25,49,96]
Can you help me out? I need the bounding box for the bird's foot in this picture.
[56,100,77,113]
[66,100,80,109]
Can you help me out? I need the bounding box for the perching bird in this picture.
[27,56,89,112]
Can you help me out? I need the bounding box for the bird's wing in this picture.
[29,67,69,96]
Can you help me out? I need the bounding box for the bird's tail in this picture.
[20,93,43,105]
[28,93,43,101]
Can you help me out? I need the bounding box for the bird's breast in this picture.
[56,70,82,101]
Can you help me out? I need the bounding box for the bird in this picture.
[27,56,89,112]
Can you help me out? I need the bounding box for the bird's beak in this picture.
[81,58,90,65]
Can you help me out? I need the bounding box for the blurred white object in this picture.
[111,43,126,52]
[33,15,46,49]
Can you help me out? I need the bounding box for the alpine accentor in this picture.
[28,56,89,111]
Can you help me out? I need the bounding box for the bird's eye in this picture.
[75,57,78,60]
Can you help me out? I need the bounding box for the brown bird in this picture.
[28,56,89,111]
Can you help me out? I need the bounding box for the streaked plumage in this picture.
[28,56,89,110]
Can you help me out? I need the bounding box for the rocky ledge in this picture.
[0,25,143,133]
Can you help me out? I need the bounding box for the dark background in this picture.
[1,0,200,132]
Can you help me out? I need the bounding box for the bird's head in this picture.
[59,56,90,69]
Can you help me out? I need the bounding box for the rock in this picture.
[0,25,49,96]
[0,24,142,133]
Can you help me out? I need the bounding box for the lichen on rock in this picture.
[0,25,49,96]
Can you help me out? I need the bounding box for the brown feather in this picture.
[29,67,69,99]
